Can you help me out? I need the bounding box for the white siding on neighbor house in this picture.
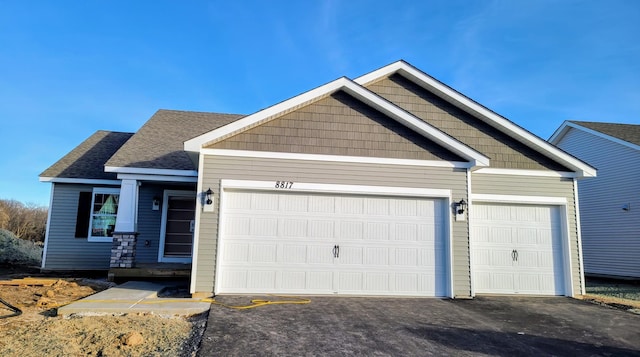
[470,174,581,295]
[194,155,469,296]
[43,183,116,270]
[555,128,640,278]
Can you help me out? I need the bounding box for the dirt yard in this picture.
[0,266,205,357]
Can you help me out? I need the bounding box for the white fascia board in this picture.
[105,166,198,177]
[202,148,473,169]
[39,177,121,185]
[355,62,596,177]
[184,78,352,152]
[548,120,572,144]
[186,76,488,167]
[551,121,640,152]
[117,173,198,183]
[473,168,577,178]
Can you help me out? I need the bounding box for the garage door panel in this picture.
[364,222,389,240]
[250,244,277,263]
[282,244,307,264]
[221,243,249,263]
[309,196,335,213]
[252,193,279,210]
[218,190,447,296]
[472,203,565,295]
[339,221,364,239]
[250,218,278,236]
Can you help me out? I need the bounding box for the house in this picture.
[549,121,640,279]
[40,61,596,298]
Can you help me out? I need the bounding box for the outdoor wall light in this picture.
[152,196,160,211]
[455,199,467,214]
[205,188,213,205]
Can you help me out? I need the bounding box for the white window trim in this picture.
[88,187,121,243]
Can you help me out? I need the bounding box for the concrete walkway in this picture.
[58,281,210,317]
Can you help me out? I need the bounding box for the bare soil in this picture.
[0,265,205,357]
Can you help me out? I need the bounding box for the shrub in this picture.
[0,229,42,266]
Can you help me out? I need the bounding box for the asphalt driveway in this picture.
[198,296,640,356]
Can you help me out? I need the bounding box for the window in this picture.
[88,188,120,242]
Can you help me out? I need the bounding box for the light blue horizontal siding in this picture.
[43,183,116,270]
[556,129,640,278]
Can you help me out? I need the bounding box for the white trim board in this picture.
[355,61,596,178]
[471,194,567,205]
[202,149,472,168]
[221,179,452,199]
[39,177,121,185]
[185,77,489,167]
[105,166,198,177]
[472,168,577,178]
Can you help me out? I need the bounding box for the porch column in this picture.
[115,179,138,232]
[111,179,139,268]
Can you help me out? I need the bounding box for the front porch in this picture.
[107,263,191,282]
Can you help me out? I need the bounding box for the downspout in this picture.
[574,178,586,295]
[466,168,475,298]
[40,183,55,269]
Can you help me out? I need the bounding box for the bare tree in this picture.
[0,199,48,242]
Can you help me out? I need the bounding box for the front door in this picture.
[159,191,196,263]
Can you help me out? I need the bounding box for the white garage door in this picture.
[471,203,566,295]
[217,190,448,296]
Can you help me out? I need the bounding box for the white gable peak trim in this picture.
[550,121,640,152]
[185,77,489,167]
[201,148,473,168]
[356,61,596,178]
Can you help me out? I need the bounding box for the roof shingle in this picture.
[40,131,134,179]
[105,110,244,170]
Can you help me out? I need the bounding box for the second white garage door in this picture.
[471,203,566,295]
[216,190,448,296]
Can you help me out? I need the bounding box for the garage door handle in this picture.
[511,250,519,262]
[333,245,340,258]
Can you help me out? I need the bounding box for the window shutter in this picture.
[74,192,92,238]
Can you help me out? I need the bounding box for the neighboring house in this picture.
[550,121,640,279]
[40,61,596,298]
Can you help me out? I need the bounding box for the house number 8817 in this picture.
[275,181,294,189]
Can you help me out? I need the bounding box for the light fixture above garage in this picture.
[205,188,213,205]
[455,199,467,214]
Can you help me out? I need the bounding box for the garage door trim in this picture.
[469,193,573,297]
[215,179,454,297]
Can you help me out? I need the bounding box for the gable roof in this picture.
[106,109,244,175]
[185,76,490,168]
[355,60,596,177]
[40,130,133,182]
[550,121,640,151]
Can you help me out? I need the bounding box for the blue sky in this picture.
[1,0,638,206]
